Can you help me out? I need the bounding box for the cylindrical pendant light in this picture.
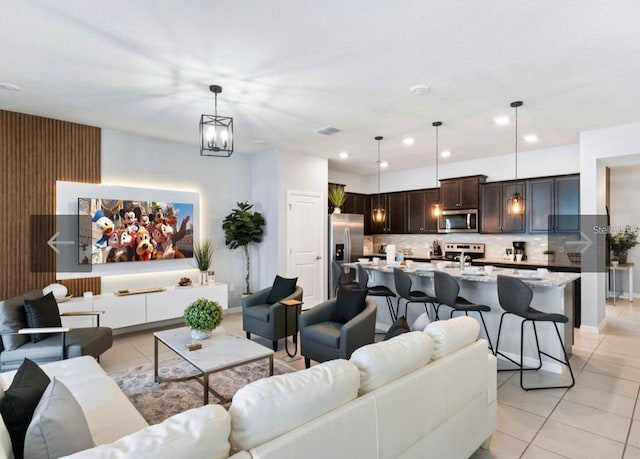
[431,121,443,218]
[507,101,525,216]
[372,136,386,224]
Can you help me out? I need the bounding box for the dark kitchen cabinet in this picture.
[480,181,525,233]
[370,192,407,234]
[527,175,580,233]
[363,195,372,235]
[440,175,487,210]
[407,189,440,233]
[341,193,367,215]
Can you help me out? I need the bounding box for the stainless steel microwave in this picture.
[438,209,479,233]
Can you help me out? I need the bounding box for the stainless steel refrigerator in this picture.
[328,213,364,297]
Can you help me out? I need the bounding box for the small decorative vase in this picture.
[619,253,628,264]
[333,207,341,214]
[200,271,209,285]
[190,328,211,340]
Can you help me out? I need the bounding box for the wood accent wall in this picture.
[0,109,101,299]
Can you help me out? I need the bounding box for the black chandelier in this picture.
[200,84,234,157]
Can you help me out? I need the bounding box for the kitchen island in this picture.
[347,262,580,373]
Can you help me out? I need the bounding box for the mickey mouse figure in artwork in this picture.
[134,207,153,232]
[92,210,115,249]
[120,209,140,235]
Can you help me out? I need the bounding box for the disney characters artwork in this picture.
[78,198,194,265]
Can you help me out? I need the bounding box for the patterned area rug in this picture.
[108,357,294,425]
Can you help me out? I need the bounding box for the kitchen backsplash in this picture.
[364,233,580,263]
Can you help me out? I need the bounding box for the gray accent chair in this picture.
[242,286,304,351]
[299,298,376,368]
[0,289,113,372]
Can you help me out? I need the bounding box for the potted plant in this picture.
[328,184,347,214]
[542,249,555,263]
[611,255,620,267]
[609,225,639,264]
[184,298,223,340]
[194,239,214,285]
[222,201,266,294]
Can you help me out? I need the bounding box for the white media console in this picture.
[59,283,228,331]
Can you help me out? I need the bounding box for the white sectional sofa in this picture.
[0,316,496,459]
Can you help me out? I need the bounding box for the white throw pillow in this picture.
[63,405,230,459]
[410,312,431,331]
[424,316,480,360]
[0,416,12,459]
[350,331,434,394]
[229,359,359,451]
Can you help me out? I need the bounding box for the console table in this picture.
[608,263,634,305]
[59,283,228,331]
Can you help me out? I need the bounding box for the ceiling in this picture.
[2,1,640,175]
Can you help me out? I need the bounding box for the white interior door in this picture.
[287,190,324,308]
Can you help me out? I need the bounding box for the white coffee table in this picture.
[154,326,274,404]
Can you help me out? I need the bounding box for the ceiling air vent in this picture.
[315,126,341,136]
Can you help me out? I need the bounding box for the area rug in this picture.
[108,357,294,425]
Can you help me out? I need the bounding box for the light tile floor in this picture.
[102,299,640,459]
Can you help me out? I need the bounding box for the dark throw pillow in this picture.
[0,358,51,459]
[0,289,43,351]
[23,292,62,343]
[384,316,410,341]
[266,275,298,304]
[330,287,367,324]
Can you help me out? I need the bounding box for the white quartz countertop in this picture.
[346,262,580,288]
[473,257,581,270]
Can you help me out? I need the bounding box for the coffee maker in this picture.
[512,241,527,261]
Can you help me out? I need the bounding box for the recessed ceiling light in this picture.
[380,160,389,168]
[524,134,538,143]
[409,84,430,95]
[0,82,21,91]
[253,139,266,144]
[339,151,349,159]
[403,137,415,146]
[440,150,451,158]
[494,116,510,125]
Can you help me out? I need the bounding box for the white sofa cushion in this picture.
[229,359,360,451]
[63,405,230,459]
[410,312,431,331]
[0,417,12,459]
[424,316,480,360]
[349,331,434,394]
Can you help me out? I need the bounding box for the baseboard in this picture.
[580,318,607,334]
[225,306,241,315]
[496,350,563,374]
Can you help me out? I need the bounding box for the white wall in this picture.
[580,121,640,330]
[329,144,579,193]
[102,129,253,306]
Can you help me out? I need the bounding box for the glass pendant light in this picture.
[507,101,525,216]
[372,136,386,224]
[431,121,443,218]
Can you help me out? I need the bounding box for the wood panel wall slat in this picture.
[0,109,101,299]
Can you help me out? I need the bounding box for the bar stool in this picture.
[331,261,358,296]
[494,275,575,391]
[433,271,494,353]
[393,268,437,321]
[356,264,397,321]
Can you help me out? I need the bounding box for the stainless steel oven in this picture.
[438,209,479,233]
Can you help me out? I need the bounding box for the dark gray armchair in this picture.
[0,289,113,372]
[299,298,376,368]
[243,285,304,351]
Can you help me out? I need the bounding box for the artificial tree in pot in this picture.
[222,201,265,294]
[328,184,347,214]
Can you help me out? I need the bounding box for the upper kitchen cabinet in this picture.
[370,192,407,234]
[407,189,440,233]
[440,175,487,210]
[480,181,526,233]
[341,192,367,215]
[527,174,580,233]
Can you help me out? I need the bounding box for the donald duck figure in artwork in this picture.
[92,209,115,249]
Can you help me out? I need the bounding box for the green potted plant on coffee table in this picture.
[184,298,223,340]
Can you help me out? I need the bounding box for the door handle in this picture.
[316,256,322,260]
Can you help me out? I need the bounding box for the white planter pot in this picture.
[190,328,212,340]
[333,207,341,214]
